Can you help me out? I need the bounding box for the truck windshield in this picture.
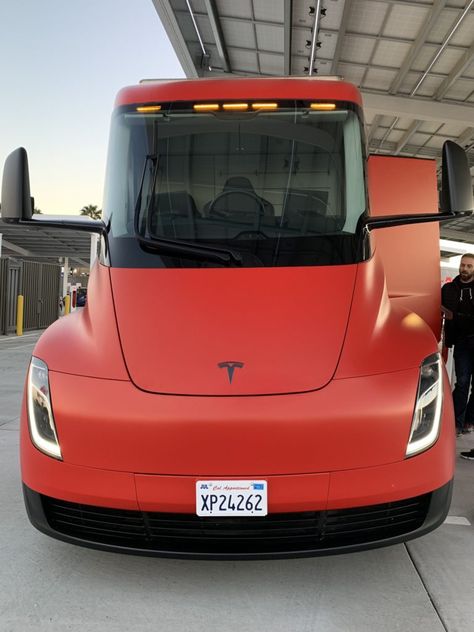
[103,102,367,268]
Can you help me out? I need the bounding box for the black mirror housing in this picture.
[1,146,107,237]
[441,140,473,213]
[1,147,33,223]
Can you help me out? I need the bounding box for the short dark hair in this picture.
[461,253,474,260]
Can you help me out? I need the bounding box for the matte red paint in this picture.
[368,156,441,339]
[44,365,420,475]
[27,253,448,480]
[34,263,128,380]
[110,265,357,395]
[115,78,363,109]
[335,251,437,379]
[21,79,454,545]
[21,370,454,512]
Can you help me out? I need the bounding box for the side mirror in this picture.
[1,147,33,223]
[441,140,473,213]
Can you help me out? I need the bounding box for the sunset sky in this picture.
[0,0,184,214]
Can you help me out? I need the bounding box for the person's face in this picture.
[459,256,474,282]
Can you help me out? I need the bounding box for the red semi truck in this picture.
[2,78,473,559]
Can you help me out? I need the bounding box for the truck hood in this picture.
[110,266,357,396]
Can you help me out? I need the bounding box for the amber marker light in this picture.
[222,103,249,111]
[136,105,162,113]
[310,103,337,111]
[193,104,220,111]
[251,103,278,110]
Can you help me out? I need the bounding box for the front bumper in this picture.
[21,365,455,558]
[24,480,453,560]
[22,425,455,558]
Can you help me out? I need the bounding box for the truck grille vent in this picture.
[41,493,430,556]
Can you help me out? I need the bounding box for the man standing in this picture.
[442,253,474,436]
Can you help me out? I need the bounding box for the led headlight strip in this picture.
[27,357,62,459]
[406,353,443,457]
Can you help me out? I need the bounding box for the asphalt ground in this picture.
[0,331,473,632]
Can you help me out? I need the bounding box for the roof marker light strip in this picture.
[193,104,220,111]
[310,103,336,110]
[222,103,249,111]
[136,103,340,115]
[136,105,162,113]
[251,103,278,110]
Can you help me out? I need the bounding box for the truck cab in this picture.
[2,78,473,558]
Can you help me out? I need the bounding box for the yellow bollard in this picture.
[64,295,71,315]
[16,295,24,336]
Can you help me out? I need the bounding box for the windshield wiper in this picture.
[136,234,243,266]
[133,152,158,236]
[132,153,242,265]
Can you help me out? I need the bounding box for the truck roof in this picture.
[115,77,362,108]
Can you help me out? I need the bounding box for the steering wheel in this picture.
[207,190,266,225]
[232,230,268,240]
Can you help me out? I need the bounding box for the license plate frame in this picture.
[196,480,268,517]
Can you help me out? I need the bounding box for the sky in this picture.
[0,0,184,215]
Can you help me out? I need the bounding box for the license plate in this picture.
[196,480,268,517]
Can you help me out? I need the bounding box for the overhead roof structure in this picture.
[0,220,91,268]
[152,0,474,243]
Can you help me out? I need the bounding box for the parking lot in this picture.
[1,331,473,632]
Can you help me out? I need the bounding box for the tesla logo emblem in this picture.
[218,361,244,384]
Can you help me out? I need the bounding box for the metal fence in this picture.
[0,257,62,334]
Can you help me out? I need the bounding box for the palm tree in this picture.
[80,204,101,220]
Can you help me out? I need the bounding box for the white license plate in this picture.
[196,480,268,517]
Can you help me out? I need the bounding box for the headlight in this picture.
[27,357,62,459]
[406,353,443,457]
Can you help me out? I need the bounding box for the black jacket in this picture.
[442,275,474,347]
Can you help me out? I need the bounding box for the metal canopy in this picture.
[152,0,474,244]
[0,220,91,267]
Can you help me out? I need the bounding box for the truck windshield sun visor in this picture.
[102,102,367,269]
